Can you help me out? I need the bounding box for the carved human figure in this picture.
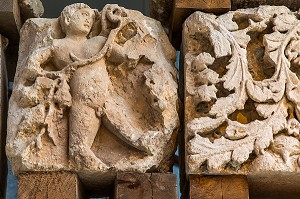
[6,3,179,184]
[26,3,159,169]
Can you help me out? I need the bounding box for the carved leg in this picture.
[103,119,165,155]
[69,102,108,170]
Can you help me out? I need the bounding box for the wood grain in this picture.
[232,0,300,10]
[18,172,86,199]
[115,173,177,199]
[190,175,249,199]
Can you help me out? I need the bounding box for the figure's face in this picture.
[67,8,95,36]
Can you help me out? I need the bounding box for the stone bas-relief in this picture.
[184,6,300,174]
[6,3,179,187]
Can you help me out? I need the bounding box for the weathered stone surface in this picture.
[6,3,179,189]
[183,6,300,177]
[18,0,44,20]
[0,35,8,199]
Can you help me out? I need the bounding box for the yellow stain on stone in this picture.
[219,125,227,135]
[237,112,248,124]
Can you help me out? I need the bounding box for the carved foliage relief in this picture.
[184,6,300,174]
[6,3,179,182]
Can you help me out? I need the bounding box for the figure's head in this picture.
[60,3,95,36]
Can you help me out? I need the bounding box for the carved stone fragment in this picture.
[18,0,44,20]
[6,3,179,189]
[183,6,300,176]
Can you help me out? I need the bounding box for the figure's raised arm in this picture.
[25,45,60,79]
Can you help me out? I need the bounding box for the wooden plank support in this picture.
[115,172,178,199]
[0,0,22,45]
[18,172,87,199]
[189,175,249,199]
[170,0,231,49]
[232,0,300,10]
[0,35,7,199]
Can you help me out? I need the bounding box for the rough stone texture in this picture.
[0,35,8,199]
[18,0,44,20]
[183,5,300,187]
[170,0,231,50]
[0,0,22,44]
[18,172,85,199]
[6,3,179,190]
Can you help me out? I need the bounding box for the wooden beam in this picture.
[0,0,21,44]
[232,0,300,11]
[189,175,249,199]
[0,35,7,199]
[18,172,87,199]
[115,172,178,199]
[170,0,231,49]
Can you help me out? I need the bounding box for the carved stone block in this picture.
[183,5,300,181]
[6,3,179,190]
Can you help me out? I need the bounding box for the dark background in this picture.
[42,0,150,18]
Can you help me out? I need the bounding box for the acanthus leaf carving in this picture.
[184,6,300,174]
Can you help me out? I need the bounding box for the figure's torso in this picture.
[52,36,110,108]
[52,36,107,70]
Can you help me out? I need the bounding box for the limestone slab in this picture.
[6,3,179,190]
[183,5,300,182]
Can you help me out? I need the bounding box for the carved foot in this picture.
[70,148,108,170]
[81,154,109,170]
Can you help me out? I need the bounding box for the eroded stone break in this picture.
[183,6,300,175]
[6,3,179,188]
